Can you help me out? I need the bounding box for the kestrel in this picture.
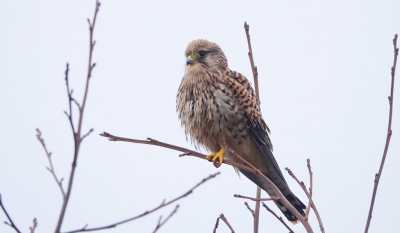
[176,39,306,223]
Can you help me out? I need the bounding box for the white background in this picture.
[1,1,400,232]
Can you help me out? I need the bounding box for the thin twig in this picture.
[30,218,38,233]
[61,173,220,233]
[219,214,235,233]
[285,167,324,233]
[152,205,179,233]
[72,98,81,111]
[244,202,255,216]
[212,216,220,233]
[0,194,21,233]
[81,128,94,141]
[54,1,100,233]
[36,129,66,198]
[100,132,255,175]
[262,202,294,233]
[305,159,313,220]
[64,63,76,135]
[365,34,398,233]
[285,167,305,191]
[244,22,260,102]
[234,194,279,202]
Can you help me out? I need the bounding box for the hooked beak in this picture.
[186,55,195,66]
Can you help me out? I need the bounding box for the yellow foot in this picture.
[206,148,225,168]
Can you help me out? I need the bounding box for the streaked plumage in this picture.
[176,39,305,223]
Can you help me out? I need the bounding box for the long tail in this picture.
[239,169,306,223]
[243,118,306,222]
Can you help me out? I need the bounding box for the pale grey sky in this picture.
[1,0,399,232]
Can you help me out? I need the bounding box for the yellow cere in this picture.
[188,54,194,59]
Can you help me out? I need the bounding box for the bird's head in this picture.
[184,39,228,74]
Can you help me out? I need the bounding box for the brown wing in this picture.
[224,69,288,184]
[223,69,272,149]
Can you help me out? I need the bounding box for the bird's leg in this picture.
[206,148,225,168]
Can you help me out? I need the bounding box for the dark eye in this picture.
[198,51,207,57]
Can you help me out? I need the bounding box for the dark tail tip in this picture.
[274,196,306,223]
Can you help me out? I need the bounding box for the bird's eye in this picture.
[198,51,207,57]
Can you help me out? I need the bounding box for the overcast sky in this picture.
[1,1,400,233]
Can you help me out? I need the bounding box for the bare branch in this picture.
[285,166,324,233]
[254,187,261,233]
[55,1,101,232]
[244,22,260,102]
[244,22,262,233]
[77,1,100,136]
[244,202,255,217]
[30,218,38,233]
[101,129,315,232]
[234,194,278,202]
[219,214,235,233]
[285,167,305,191]
[64,63,76,135]
[81,128,94,141]
[365,34,398,233]
[61,172,220,233]
[152,205,179,233]
[36,129,66,198]
[0,194,21,233]
[305,159,313,220]
[212,216,220,233]
[72,98,81,111]
[230,149,314,232]
[99,132,256,175]
[100,128,313,232]
[100,134,315,231]
[262,202,294,233]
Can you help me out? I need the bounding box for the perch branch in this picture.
[62,173,219,233]
[152,205,179,233]
[262,202,294,233]
[0,194,21,233]
[99,132,255,175]
[100,129,315,232]
[364,34,398,233]
[36,129,66,198]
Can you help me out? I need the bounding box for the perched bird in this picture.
[176,39,306,223]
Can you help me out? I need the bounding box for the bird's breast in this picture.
[177,72,248,151]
